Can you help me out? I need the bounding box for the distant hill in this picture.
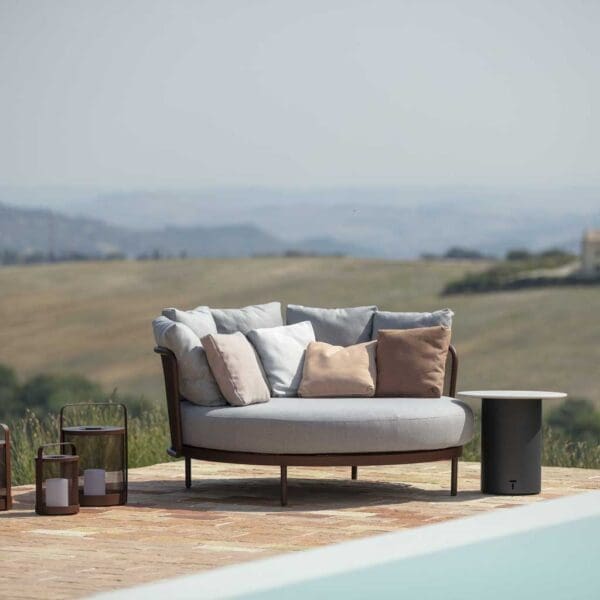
[1,185,599,258]
[0,202,370,258]
[0,202,131,256]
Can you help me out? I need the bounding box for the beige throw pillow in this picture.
[376,326,451,397]
[201,332,270,406]
[299,341,377,397]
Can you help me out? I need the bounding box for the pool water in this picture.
[239,515,600,600]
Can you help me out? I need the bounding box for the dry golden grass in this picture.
[0,257,598,408]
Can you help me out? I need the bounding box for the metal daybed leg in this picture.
[451,456,458,496]
[280,465,288,506]
[351,466,358,480]
[185,456,192,489]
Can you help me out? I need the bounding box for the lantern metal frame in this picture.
[0,423,12,511]
[35,443,80,516]
[60,403,128,507]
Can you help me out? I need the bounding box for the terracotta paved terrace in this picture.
[1,460,599,599]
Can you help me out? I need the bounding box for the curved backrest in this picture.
[154,346,183,455]
[445,345,458,397]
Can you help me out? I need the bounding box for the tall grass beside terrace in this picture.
[9,408,600,486]
[462,414,600,469]
[10,407,172,486]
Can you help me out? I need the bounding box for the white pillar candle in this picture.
[45,478,69,507]
[84,469,106,496]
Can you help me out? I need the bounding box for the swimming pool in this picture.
[96,491,600,599]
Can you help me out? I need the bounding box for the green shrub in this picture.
[547,398,600,442]
[443,249,578,294]
[0,363,154,421]
[506,249,532,261]
[0,364,19,412]
[18,373,105,416]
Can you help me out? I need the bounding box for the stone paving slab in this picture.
[1,460,598,599]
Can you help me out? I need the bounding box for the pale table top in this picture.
[458,390,567,401]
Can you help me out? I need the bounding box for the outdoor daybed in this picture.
[154,303,474,506]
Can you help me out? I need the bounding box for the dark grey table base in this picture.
[481,397,542,495]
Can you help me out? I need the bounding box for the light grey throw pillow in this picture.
[152,316,226,406]
[247,321,316,397]
[210,302,283,334]
[286,304,377,347]
[372,308,454,339]
[161,306,217,340]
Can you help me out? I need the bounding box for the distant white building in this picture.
[581,230,600,276]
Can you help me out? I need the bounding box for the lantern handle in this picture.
[1,423,11,510]
[60,402,128,432]
[37,442,77,460]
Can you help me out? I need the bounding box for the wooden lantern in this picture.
[60,403,128,507]
[0,423,12,511]
[35,443,80,516]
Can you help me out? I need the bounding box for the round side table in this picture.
[458,390,567,495]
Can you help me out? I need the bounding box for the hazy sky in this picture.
[0,0,598,189]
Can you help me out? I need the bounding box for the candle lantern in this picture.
[1,424,12,511]
[60,403,128,506]
[35,443,80,515]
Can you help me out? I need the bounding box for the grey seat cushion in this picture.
[286,305,377,346]
[180,396,474,454]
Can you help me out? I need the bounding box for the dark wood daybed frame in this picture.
[155,345,461,506]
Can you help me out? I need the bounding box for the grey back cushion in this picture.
[372,308,454,339]
[210,302,283,334]
[286,304,377,347]
[161,306,217,340]
[152,316,226,406]
[247,321,315,397]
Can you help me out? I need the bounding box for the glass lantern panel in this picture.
[64,432,125,494]
[42,459,79,507]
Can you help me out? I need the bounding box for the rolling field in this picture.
[0,257,599,410]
